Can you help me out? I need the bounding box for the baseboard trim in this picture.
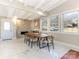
[54,40,79,50]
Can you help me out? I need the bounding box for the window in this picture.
[50,15,59,31]
[4,22,11,30]
[63,11,79,32]
[41,16,47,31]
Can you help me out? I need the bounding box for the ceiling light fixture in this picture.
[18,0,24,2]
[37,11,45,16]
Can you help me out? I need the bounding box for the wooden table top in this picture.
[26,32,53,38]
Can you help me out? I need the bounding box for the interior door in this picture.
[1,19,13,40]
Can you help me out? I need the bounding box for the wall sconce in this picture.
[13,16,21,25]
[35,21,38,27]
[13,16,17,24]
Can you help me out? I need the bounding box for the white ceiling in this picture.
[0,0,68,20]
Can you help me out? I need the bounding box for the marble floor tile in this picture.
[0,39,75,59]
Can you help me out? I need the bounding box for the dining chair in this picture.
[29,34,38,48]
[39,35,54,51]
[26,32,39,48]
[24,34,31,46]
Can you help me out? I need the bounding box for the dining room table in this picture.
[25,32,54,50]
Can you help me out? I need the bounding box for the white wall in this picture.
[0,18,1,41]
[47,0,79,46]
[53,32,79,46]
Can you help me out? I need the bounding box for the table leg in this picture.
[46,37,50,51]
[51,37,54,49]
[37,37,41,48]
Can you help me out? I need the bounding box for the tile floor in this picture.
[0,39,77,59]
